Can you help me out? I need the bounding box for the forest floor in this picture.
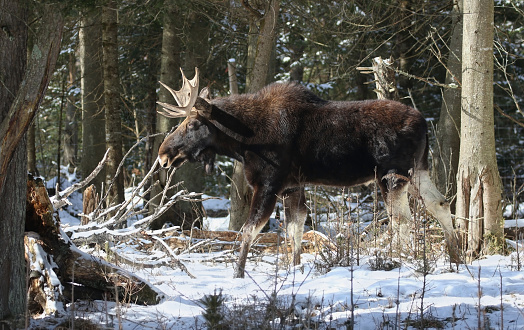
[29,172,524,330]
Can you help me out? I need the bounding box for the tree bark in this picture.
[149,1,184,229]
[246,0,280,94]
[433,0,462,210]
[0,0,63,322]
[456,0,503,258]
[102,0,124,206]
[27,122,38,176]
[64,51,78,168]
[392,0,416,94]
[80,8,106,195]
[229,0,280,231]
[168,9,213,228]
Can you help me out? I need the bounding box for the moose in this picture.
[157,68,459,278]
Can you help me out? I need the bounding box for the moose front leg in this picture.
[234,185,278,278]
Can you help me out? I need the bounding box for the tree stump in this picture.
[82,184,98,225]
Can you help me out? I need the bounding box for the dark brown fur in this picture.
[158,82,458,278]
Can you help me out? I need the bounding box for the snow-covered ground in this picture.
[34,170,524,329]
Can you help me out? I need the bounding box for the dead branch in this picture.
[98,132,165,212]
[50,149,110,210]
[25,176,163,316]
[152,235,196,279]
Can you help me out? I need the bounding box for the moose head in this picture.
[157,68,218,175]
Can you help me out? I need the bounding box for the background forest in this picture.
[2,0,524,328]
[34,0,523,214]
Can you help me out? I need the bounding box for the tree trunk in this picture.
[229,0,280,231]
[228,59,239,95]
[433,0,462,210]
[167,10,212,228]
[246,0,280,94]
[392,0,416,94]
[56,79,65,191]
[143,48,159,202]
[80,9,106,195]
[456,0,503,258]
[372,57,398,101]
[102,0,124,206]
[149,2,183,229]
[64,51,78,168]
[0,0,63,322]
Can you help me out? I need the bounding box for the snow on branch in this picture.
[50,149,110,210]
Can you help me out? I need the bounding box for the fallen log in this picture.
[152,228,333,256]
[25,176,162,316]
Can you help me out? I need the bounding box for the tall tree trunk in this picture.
[149,2,183,229]
[143,48,159,202]
[246,0,280,94]
[456,0,503,258]
[433,0,462,210]
[229,0,280,231]
[168,9,212,227]
[392,0,416,94]
[56,79,65,190]
[0,0,62,322]
[80,9,106,195]
[102,0,124,206]
[64,51,78,169]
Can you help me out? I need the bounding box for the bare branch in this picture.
[495,104,524,128]
[50,149,110,210]
[152,235,196,279]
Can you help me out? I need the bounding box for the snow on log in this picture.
[25,175,163,316]
[25,232,65,316]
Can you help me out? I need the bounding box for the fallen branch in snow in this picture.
[26,172,163,317]
[50,149,110,210]
[76,156,209,231]
[98,132,166,212]
[152,236,196,279]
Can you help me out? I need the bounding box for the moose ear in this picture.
[194,96,212,118]
[199,87,211,100]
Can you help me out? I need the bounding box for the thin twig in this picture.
[152,235,196,279]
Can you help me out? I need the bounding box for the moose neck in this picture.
[209,121,245,163]
[207,101,255,143]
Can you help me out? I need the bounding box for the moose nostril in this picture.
[158,156,169,168]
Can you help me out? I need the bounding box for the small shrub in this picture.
[403,313,447,330]
[367,250,401,271]
[199,289,227,330]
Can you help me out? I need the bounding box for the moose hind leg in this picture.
[380,175,412,246]
[283,188,307,266]
[410,170,460,262]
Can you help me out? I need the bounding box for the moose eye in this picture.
[187,120,199,130]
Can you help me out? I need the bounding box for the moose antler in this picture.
[157,67,199,118]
